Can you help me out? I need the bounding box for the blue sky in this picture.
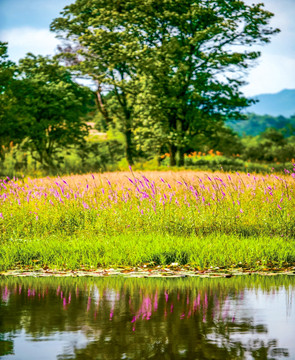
[0,0,294,96]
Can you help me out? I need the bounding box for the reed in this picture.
[1,169,295,270]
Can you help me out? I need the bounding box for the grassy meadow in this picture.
[1,169,295,271]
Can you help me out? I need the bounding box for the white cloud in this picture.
[242,54,295,96]
[241,0,295,95]
[0,27,60,62]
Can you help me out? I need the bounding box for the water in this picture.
[0,276,294,359]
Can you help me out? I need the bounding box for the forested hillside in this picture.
[228,113,295,137]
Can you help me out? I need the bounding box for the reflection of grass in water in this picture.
[1,275,295,295]
[0,276,293,359]
[1,276,295,332]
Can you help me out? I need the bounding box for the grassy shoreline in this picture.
[1,170,295,272]
[1,232,295,271]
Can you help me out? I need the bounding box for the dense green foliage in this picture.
[0,42,24,161]
[0,43,92,170]
[1,131,295,178]
[0,1,288,175]
[51,0,278,166]
[17,55,92,169]
[241,129,295,163]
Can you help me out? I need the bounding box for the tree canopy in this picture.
[17,54,92,169]
[0,42,23,161]
[51,0,279,166]
[0,46,92,169]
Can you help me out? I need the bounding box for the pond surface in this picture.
[0,276,294,359]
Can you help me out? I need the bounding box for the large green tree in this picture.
[51,3,143,165]
[3,53,92,169]
[130,0,279,165]
[0,42,25,161]
[51,0,278,166]
[1,45,93,169]
[16,54,92,169]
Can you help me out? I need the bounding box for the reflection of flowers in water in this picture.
[1,282,239,330]
[1,284,239,330]
[0,279,294,359]
[2,286,10,303]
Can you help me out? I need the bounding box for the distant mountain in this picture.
[247,89,295,117]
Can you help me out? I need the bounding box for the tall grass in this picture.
[1,233,294,271]
[1,170,295,270]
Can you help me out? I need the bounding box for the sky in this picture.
[0,0,295,97]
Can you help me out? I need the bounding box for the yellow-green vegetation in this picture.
[0,170,295,271]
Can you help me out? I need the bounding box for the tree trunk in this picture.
[177,148,185,167]
[169,144,177,166]
[157,156,161,167]
[95,88,112,124]
[157,146,163,167]
[125,128,134,165]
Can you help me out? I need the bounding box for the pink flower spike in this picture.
[82,202,89,209]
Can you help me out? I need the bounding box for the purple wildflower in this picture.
[82,202,89,209]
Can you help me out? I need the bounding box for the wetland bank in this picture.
[1,170,295,272]
[1,170,295,358]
